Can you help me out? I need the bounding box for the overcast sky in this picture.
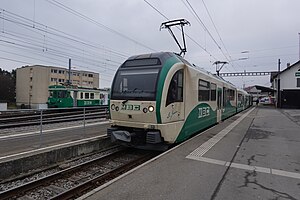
[1,0,300,88]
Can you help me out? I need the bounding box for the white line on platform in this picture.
[0,121,110,140]
[0,135,106,162]
[186,155,300,180]
[188,107,255,158]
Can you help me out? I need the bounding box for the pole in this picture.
[39,109,43,147]
[83,107,86,138]
[277,59,281,108]
[68,58,71,85]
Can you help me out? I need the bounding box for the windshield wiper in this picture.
[122,99,129,104]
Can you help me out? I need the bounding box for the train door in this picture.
[217,87,222,122]
[73,91,78,106]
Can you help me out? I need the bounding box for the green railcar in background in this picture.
[47,85,109,108]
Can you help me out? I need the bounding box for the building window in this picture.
[88,74,93,77]
[198,79,210,101]
[297,78,300,87]
[51,69,57,73]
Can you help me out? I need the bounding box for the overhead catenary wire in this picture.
[183,0,237,73]
[143,0,219,63]
[45,0,157,52]
[0,8,129,59]
[0,9,124,79]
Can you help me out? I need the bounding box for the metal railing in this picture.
[0,106,109,129]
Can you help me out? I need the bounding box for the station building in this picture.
[271,60,300,108]
[16,65,99,109]
[244,85,274,101]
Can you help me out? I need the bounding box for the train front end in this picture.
[108,52,180,150]
[47,85,73,108]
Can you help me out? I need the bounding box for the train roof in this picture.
[48,85,104,92]
[123,52,239,90]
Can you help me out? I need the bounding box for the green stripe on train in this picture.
[221,101,236,120]
[176,103,217,143]
[156,56,182,124]
[77,99,100,107]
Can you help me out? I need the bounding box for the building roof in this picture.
[270,60,300,82]
[244,85,275,93]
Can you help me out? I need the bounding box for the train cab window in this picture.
[58,91,66,98]
[49,91,54,98]
[210,83,216,101]
[198,79,210,101]
[85,93,89,99]
[80,92,83,99]
[90,93,94,99]
[166,69,183,106]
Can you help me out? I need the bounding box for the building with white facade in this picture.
[16,65,99,108]
[271,60,300,108]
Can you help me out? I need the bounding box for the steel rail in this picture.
[0,147,126,200]
[51,153,154,200]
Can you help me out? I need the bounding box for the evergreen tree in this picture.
[0,68,16,102]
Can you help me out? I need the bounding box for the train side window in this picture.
[223,87,227,106]
[198,79,210,101]
[238,94,243,101]
[85,93,89,99]
[166,69,183,106]
[90,93,94,99]
[229,89,235,101]
[210,83,216,101]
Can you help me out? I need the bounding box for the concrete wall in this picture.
[16,67,31,107]
[0,138,112,181]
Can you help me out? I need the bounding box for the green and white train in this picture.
[107,52,251,150]
[47,85,109,108]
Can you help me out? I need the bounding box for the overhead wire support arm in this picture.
[213,61,228,76]
[160,19,190,56]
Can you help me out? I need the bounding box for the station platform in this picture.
[79,106,300,200]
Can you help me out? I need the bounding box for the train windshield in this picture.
[49,90,67,98]
[111,68,160,100]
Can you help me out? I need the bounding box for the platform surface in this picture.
[80,106,300,200]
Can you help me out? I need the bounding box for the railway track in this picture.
[0,147,156,200]
[0,106,109,129]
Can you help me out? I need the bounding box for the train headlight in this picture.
[111,104,115,110]
[143,107,148,113]
[148,106,154,112]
